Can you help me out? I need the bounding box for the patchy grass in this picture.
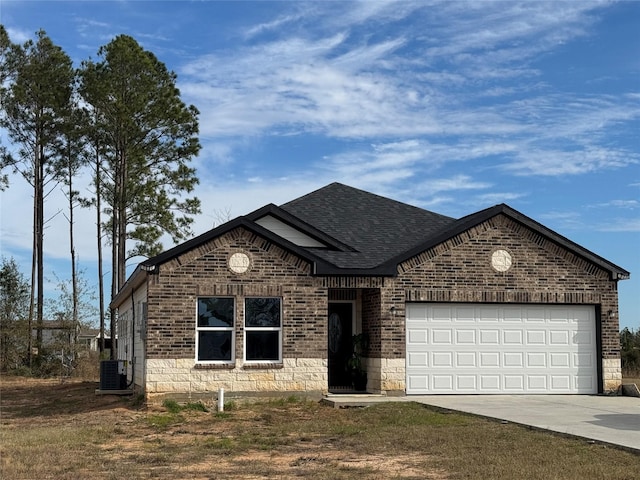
[1,375,639,479]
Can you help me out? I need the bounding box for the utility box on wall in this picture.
[99,360,127,390]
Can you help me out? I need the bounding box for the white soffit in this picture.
[255,215,326,248]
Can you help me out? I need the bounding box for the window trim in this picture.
[195,296,235,364]
[243,297,283,364]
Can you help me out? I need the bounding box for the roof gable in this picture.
[386,203,629,281]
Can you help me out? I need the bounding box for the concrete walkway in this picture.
[323,394,640,452]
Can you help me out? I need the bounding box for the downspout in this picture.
[127,290,135,389]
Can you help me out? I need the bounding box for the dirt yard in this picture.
[1,375,639,480]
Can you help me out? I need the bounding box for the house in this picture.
[78,328,113,352]
[33,321,111,353]
[33,320,76,350]
[111,183,629,400]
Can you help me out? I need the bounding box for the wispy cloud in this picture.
[538,210,585,230]
[177,0,637,185]
[589,200,640,209]
[597,218,640,232]
[5,27,32,44]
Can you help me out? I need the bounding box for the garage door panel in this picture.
[550,352,570,367]
[432,306,454,322]
[527,352,546,367]
[504,352,524,367]
[432,352,453,367]
[406,304,597,394]
[524,308,545,323]
[528,376,547,390]
[573,331,593,346]
[575,375,595,390]
[480,375,500,390]
[503,307,524,323]
[454,306,476,322]
[456,352,476,367]
[456,329,476,344]
[550,309,572,323]
[407,328,429,345]
[407,351,429,368]
[504,375,525,390]
[479,330,500,344]
[456,375,476,390]
[503,330,523,344]
[574,352,593,367]
[526,330,546,344]
[433,375,453,391]
[479,352,500,367]
[431,329,452,344]
[549,330,569,345]
[407,375,429,391]
[551,376,571,390]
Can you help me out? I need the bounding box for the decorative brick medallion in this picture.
[491,249,512,272]
[229,252,251,274]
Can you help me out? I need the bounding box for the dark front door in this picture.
[328,302,353,390]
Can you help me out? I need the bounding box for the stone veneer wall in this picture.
[603,358,622,391]
[365,358,404,394]
[145,358,327,398]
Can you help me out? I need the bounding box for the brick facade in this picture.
[146,227,327,361]
[128,213,621,397]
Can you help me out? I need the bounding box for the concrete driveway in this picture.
[411,395,640,452]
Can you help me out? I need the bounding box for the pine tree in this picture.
[78,35,201,357]
[0,30,74,363]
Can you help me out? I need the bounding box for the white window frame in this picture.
[244,297,283,364]
[196,297,235,364]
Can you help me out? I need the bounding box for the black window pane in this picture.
[198,298,234,327]
[245,298,280,327]
[198,331,232,361]
[246,331,279,361]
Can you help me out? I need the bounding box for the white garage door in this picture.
[406,304,597,394]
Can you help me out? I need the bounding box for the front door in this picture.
[328,302,353,391]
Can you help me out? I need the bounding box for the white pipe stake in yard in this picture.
[218,388,224,412]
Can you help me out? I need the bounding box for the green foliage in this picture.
[184,401,208,412]
[146,413,181,429]
[0,29,75,360]
[0,257,30,371]
[620,327,640,373]
[162,399,182,414]
[78,34,201,293]
[0,29,74,173]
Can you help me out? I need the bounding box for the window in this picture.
[197,297,234,362]
[245,298,282,362]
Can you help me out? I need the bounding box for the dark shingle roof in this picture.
[119,182,628,288]
[280,183,456,269]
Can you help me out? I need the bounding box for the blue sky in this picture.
[0,0,638,331]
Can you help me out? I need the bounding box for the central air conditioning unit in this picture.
[99,360,127,390]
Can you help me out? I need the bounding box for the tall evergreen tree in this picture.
[58,105,88,350]
[0,30,74,362]
[81,111,109,354]
[78,35,201,357]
